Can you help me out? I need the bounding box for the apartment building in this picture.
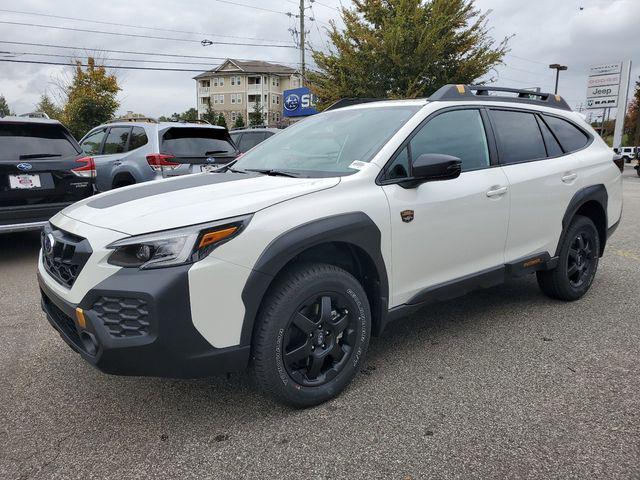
[194,59,302,127]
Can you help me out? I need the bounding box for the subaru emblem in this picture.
[206,157,215,163]
[17,163,32,171]
[44,233,55,255]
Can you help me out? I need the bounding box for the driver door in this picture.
[380,107,510,307]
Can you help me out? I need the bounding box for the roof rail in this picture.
[324,98,385,111]
[19,111,50,119]
[108,116,158,124]
[429,84,572,111]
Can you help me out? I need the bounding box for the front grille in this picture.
[92,296,150,338]
[41,224,92,288]
[42,293,84,351]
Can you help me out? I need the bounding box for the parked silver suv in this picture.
[78,118,239,192]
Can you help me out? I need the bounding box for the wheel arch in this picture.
[557,184,608,257]
[111,170,137,189]
[240,212,390,347]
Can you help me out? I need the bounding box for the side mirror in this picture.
[400,153,462,188]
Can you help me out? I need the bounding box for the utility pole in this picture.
[549,64,568,94]
[299,0,306,83]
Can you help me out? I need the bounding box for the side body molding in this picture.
[557,184,608,257]
[239,212,389,345]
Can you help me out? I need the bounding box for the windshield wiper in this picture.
[205,150,233,156]
[244,168,300,178]
[19,153,62,159]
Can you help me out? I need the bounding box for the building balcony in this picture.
[198,87,210,95]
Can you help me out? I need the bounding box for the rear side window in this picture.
[80,128,107,155]
[129,127,148,150]
[0,122,80,160]
[103,127,131,155]
[536,116,563,157]
[162,127,236,157]
[542,115,589,153]
[490,110,546,164]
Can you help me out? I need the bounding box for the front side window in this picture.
[80,128,107,155]
[102,127,131,155]
[233,105,420,177]
[542,115,589,153]
[490,110,546,164]
[410,109,490,171]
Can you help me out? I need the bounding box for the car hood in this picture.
[60,172,340,235]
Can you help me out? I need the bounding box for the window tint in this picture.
[536,116,563,157]
[410,109,490,171]
[161,127,236,157]
[491,110,546,164]
[103,127,131,155]
[0,123,80,160]
[129,127,148,150]
[238,132,265,152]
[543,115,589,153]
[80,128,107,155]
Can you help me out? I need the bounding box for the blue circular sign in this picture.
[284,94,300,112]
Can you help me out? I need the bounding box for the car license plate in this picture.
[9,174,41,189]
[201,164,221,173]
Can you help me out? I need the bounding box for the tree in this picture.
[216,113,228,128]
[233,113,245,129]
[181,107,199,122]
[200,104,218,124]
[36,94,62,119]
[249,101,264,127]
[61,58,120,138]
[0,94,10,117]
[308,0,509,108]
[625,77,640,146]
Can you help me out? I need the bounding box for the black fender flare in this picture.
[555,184,608,257]
[239,212,389,345]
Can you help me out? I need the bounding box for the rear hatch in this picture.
[156,126,239,175]
[0,121,93,223]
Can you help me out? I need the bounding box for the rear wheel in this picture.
[537,215,600,301]
[253,263,371,407]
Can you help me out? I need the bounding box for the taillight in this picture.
[613,155,624,173]
[72,156,95,178]
[146,153,180,172]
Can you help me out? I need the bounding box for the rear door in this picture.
[0,121,92,212]
[489,108,584,262]
[160,126,239,174]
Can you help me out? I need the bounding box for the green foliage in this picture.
[233,113,245,129]
[62,58,120,139]
[308,0,509,108]
[181,107,199,122]
[200,104,218,124]
[216,113,228,128]
[625,77,640,146]
[249,101,264,127]
[0,94,10,117]
[36,94,62,120]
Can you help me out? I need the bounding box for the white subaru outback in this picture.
[38,85,623,407]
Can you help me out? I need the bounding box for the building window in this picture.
[230,93,242,104]
[213,94,224,105]
[272,77,280,87]
[200,80,210,88]
[231,75,242,86]
[272,95,276,105]
[248,76,261,85]
[219,77,224,87]
[276,95,280,105]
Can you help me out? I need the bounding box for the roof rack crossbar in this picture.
[107,116,158,124]
[428,84,571,111]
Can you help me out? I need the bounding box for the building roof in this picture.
[193,58,298,79]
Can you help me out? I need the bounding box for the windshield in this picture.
[0,123,80,160]
[233,105,420,176]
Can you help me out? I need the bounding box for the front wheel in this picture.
[252,263,371,407]
[537,215,600,301]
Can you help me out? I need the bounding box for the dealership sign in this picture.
[586,96,618,109]
[588,62,622,77]
[283,87,318,117]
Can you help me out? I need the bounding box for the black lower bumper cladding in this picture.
[38,264,250,378]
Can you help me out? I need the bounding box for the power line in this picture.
[0,57,210,72]
[0,8,292,44]
[0,50,219,66]
[505,53,548,66]
[211,0,291,15]
[0,20,298,49]
[0,40,300,65]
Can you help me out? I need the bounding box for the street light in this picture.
[549,64,568,94]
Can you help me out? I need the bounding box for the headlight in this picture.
[107,215,251,269]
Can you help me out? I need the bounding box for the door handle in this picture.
[561,172,577,183]
[486,186,508,197]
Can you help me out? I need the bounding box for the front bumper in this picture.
[38,264,250,378]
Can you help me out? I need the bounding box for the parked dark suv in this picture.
[0,117,94,233]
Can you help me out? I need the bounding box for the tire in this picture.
[252,262,371,407]
[536,215,600,301]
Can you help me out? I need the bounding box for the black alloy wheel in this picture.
[566,232,596,289]
[282,292,358,387]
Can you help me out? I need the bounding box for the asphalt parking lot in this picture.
[1,168,639,480]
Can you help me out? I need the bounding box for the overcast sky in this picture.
[0,0,638,122]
